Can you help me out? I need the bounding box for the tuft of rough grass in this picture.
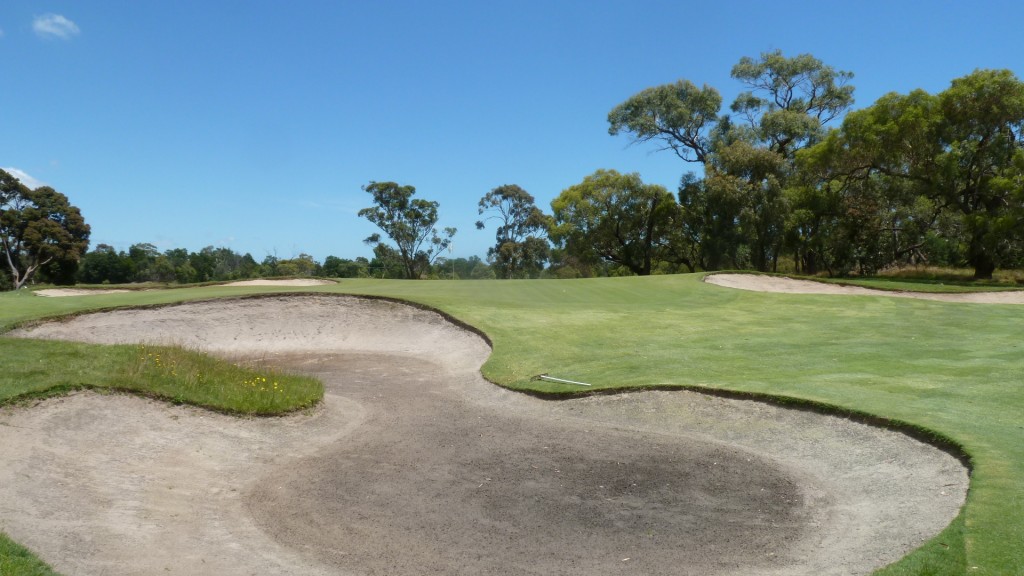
[877,265,1024,285]
[124,344,322,415]
[0,339,323,416]
[814,275,1022,293]
[0,536,58,576]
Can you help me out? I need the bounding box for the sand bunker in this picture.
[3,295,968,576]
[706,273,1024,304]
[33,279,333,297]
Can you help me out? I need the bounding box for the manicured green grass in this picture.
[2,274,1022,575]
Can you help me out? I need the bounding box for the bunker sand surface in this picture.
[32,278,335,297]
[3,295,968,575]
[705,273,1024,304]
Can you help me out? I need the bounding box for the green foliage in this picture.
[805,69,1024,279]
[432,255,494,280]
[72,242,336,287]
[705,141,790,271]
[476,184,551,278]
[0,170,91,289]
[368,243,406,279]
[676,173,744,270]
[785,170,941,276]
[276,253,318,277]
[358,181,456,279]
[322,255,369,278]
[609,51,855,273]
[550,169,677,276]
[607,80,722,163]
[730,50,854,157]
[79,244,136,284]
[611,55,1024,279]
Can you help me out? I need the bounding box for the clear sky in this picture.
[3,1,1023,262]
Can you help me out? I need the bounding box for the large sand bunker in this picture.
[3,295,968,575]
[705,273,1024,304]
[33,278,334,297]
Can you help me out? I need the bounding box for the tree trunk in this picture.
[803,251,819,276]
[973,258,996,280]
[968,233,996,280]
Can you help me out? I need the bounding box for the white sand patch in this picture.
[705,273,1024,304]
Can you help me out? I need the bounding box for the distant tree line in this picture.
[71,243,500,285]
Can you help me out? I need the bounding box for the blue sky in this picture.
[3,1,1023,262]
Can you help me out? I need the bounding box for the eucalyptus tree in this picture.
[358,181,456,279]
[475,184,551,279]
[609,51,855,272]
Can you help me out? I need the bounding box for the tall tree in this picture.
[608,51,855,272]
[0,170,90,289]
[608,80,722,164]
[729,50,854,159]
[550,169,676,276]
[475,184,551,279]
[358,181,456,279]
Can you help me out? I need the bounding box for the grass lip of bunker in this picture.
[2,293,970,576]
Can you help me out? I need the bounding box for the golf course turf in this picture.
[0,273,1021,575]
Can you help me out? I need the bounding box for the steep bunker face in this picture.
[3,295,968,576]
